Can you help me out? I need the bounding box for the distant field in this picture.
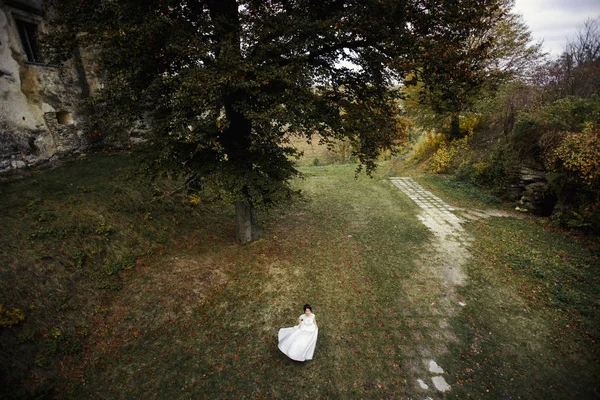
[287,134,353,166]
[0,154,598,399]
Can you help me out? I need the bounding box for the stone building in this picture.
[0,0,97,172]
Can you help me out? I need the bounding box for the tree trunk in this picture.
[449,114,461,140]
[235,201,259,244]
[208,0,257,244]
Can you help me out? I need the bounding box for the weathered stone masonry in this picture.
[0,0,98,172]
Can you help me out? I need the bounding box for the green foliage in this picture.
[475,81,542,138]
[46,0,419,212]
[506,96,600,230]
[511,95,600,160]
[404,5,543,139]
[103,254,136,276]
[546,124,600,189]
[0,305,25,328]
[461,140,519,190]
[543,124,600,231]
[403,15,599,232]
[538,96,600,132]
[44,0,517,241]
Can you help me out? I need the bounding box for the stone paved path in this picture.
[389,177,477,398]
[391,177,472,288]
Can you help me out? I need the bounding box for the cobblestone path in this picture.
[389,177,475,398]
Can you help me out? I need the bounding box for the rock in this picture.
[510,166,557,216]
[507,184,526,202]
[428,360,445,374]
[11,160,26,169]
[432,376,451,392]
[519,181,557,216]
[519,167,546,183]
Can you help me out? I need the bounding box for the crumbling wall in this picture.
[0,0,96,172]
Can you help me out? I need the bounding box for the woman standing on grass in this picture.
[278,304,319,362]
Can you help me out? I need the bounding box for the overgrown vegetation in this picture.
[403,17,600,232]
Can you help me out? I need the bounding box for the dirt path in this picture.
[389,177,512,398]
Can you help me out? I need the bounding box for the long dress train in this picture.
[278,313,318,361]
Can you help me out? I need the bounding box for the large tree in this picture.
[47,0,505,242]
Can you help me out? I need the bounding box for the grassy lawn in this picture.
[442,216,600,399]
[1,154,598,399]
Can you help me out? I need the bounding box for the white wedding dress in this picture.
[278,313,319,361]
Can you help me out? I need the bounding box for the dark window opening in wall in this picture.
[15,19,43,63]
[56,111,73,125]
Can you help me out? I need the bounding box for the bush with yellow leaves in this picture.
[188,194,202,206]
[0,304,25,328]
[544,123,600,231]
[411,132,446,163]
[429,136,470,174]
[545,124,600,189]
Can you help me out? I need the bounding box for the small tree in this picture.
[404,0,544,139]
[47,0,510,242]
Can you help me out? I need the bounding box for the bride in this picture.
[278,304,319,362]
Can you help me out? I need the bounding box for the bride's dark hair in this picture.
[303,304,312,312]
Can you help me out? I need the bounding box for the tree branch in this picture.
[150,174,198,203]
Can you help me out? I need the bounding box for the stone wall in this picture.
[0,0,96,172]
[513,166,557,216]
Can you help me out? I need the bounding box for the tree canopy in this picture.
[403,0,543,139]
[46,0,509,242]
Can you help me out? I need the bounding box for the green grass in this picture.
[1,155,598,399]
[0,153,232,398]
[52,163,432,399]
[440,217,600,399]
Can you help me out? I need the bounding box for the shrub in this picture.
[429,143,456,174]
[0,304,25,328]
[511,95,600,161]
[471,141,519,189]
[411,132,445,163]
[544,124,600,232]
[429,136,469,174]
[329,138,354,163]
[459,114,480,137]
[545,124,600,189]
